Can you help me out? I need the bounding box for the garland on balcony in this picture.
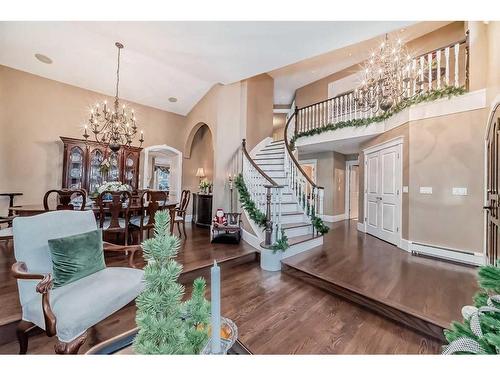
[234,173,267,228]
[289,86,467,150]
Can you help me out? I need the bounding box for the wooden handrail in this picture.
[284,113,324,190]
[241,139,278,187]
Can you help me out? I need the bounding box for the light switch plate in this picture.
[420,186,433,194]
[402,186,409,193]
[452,187,468,196]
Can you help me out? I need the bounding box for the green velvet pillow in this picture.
[48,229,106,288]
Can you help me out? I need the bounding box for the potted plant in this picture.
[199,180,212,194]
[260,230,288,272]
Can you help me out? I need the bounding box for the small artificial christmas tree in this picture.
[133,210,211,354]
[443,262,500,354]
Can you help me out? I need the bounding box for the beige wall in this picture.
[298,151,345,217]
[408,109,486,252]
[358,108,487,252]
[485,22,500,104]
[295,22,467,108]
[272,113,286,141]
[0,65,186,215]
[244,74,274,150]
[182,124,214,215]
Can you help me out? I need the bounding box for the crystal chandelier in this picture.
[355,34,418,113]
[83,42,144,152]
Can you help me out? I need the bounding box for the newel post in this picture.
[264,185,273,246]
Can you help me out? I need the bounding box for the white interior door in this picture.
[365,143,401,246]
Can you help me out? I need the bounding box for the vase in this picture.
[260,248,282,271]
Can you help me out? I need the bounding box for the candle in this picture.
[210,260,221,354]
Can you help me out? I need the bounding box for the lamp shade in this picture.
[196,168,205,178]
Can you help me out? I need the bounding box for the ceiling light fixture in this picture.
[168,97,178,103]
[83,42,144,152]
[34,53,53,64]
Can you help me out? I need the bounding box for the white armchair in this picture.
[12,210,144,354]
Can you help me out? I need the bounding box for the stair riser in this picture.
[260,164,285,171]
[254,158,284,165]
[263,146,285,152]
[280,214,307,224]
[283,225,312,237]
[265,171,286,178]
[282,236,324,259]
[255,195,295,204]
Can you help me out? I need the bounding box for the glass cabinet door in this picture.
[124,152,138,189]
[67,146,84,189]
[107,151,121,182]
[88,148,104,194]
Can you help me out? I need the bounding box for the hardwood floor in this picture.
[0,219,471,354]
[282,220,478,338]
[0,260,441,354]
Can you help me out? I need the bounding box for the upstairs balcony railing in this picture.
[293,33,470,135]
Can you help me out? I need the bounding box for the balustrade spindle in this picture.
[428,53,433,91]
[454,43,459,87]
[445,47,450,87]
[436,49,441,89]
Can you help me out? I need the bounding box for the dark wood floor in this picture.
[0,220,471,354]
[282,220,478,330]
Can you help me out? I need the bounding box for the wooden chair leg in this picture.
[54,331,88,354]
[16,320,36,354]
[182,220,187,238]
[176,221,182,237]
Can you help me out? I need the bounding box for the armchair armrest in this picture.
[103,242,141,269]
[11,262,57,337]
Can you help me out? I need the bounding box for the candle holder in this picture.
[201,317,238,355]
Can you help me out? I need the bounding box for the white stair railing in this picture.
[241,139,284,246]
[284,115,324,227]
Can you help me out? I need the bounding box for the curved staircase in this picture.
[241,138,324,258]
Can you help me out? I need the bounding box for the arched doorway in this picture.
[142,145,182,198]
[183,123,214,221]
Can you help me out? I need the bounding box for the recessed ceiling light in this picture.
[400,28,406,32]
[168,97,178,103]
[348,52,352,57]
[34,53,53,64]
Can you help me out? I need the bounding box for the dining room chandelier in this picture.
[83,42,144,152]
[354,34,418,113]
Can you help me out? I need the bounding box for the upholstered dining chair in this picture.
[129,190,168,243]
[43,189,86,211]
[97,190,132,245]
[173,189,191,238]
[11,210,144,354]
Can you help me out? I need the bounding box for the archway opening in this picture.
[142,145,182,198]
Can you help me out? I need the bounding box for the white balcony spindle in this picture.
[427,53,433,91]
[445,47,450,86]
[436,49,441,89]
[454,43,459,87]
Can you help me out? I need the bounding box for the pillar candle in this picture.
[211,260,221,353]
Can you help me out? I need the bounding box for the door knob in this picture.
[484,205,494,210]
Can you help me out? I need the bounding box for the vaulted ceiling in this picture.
[0,21,413,115]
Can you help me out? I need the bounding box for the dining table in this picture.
[9,198,179,233]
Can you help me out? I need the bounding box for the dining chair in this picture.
[11,210,143,354]
[43,189,86,211]
[173,189,191,238]
[129,190,168,243]
[97,191,132,245]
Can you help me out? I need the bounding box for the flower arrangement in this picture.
[199,180,212,194]
[97,181,131,194]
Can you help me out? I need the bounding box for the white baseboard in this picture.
[241,228,262,251]
[185,214,193,223]
[322,213,346,223]
[400,239,410,252]
[409,241,486,266]
[357,221,366,232]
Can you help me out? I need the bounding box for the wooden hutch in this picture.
[60,137,142,194]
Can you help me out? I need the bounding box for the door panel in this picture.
[365,143,401,246]
[486,106,500,265]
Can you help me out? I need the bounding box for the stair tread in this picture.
[287,234,322,246]
[282,222,311,229]
[281,211,304,216]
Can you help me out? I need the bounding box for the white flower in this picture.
[97,181,131,194]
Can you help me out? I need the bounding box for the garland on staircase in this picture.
[443,262,500,354]
[311,214,329,235]
[234,173,267,228]
[290,86,467,150]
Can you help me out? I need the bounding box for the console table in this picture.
[192,193,213,227]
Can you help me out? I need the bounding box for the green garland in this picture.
[271,229,289,253]
[290,86,466,150]
[311,214,329,235]
[234,173,267,228]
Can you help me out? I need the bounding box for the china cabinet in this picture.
[61,137,141,194]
